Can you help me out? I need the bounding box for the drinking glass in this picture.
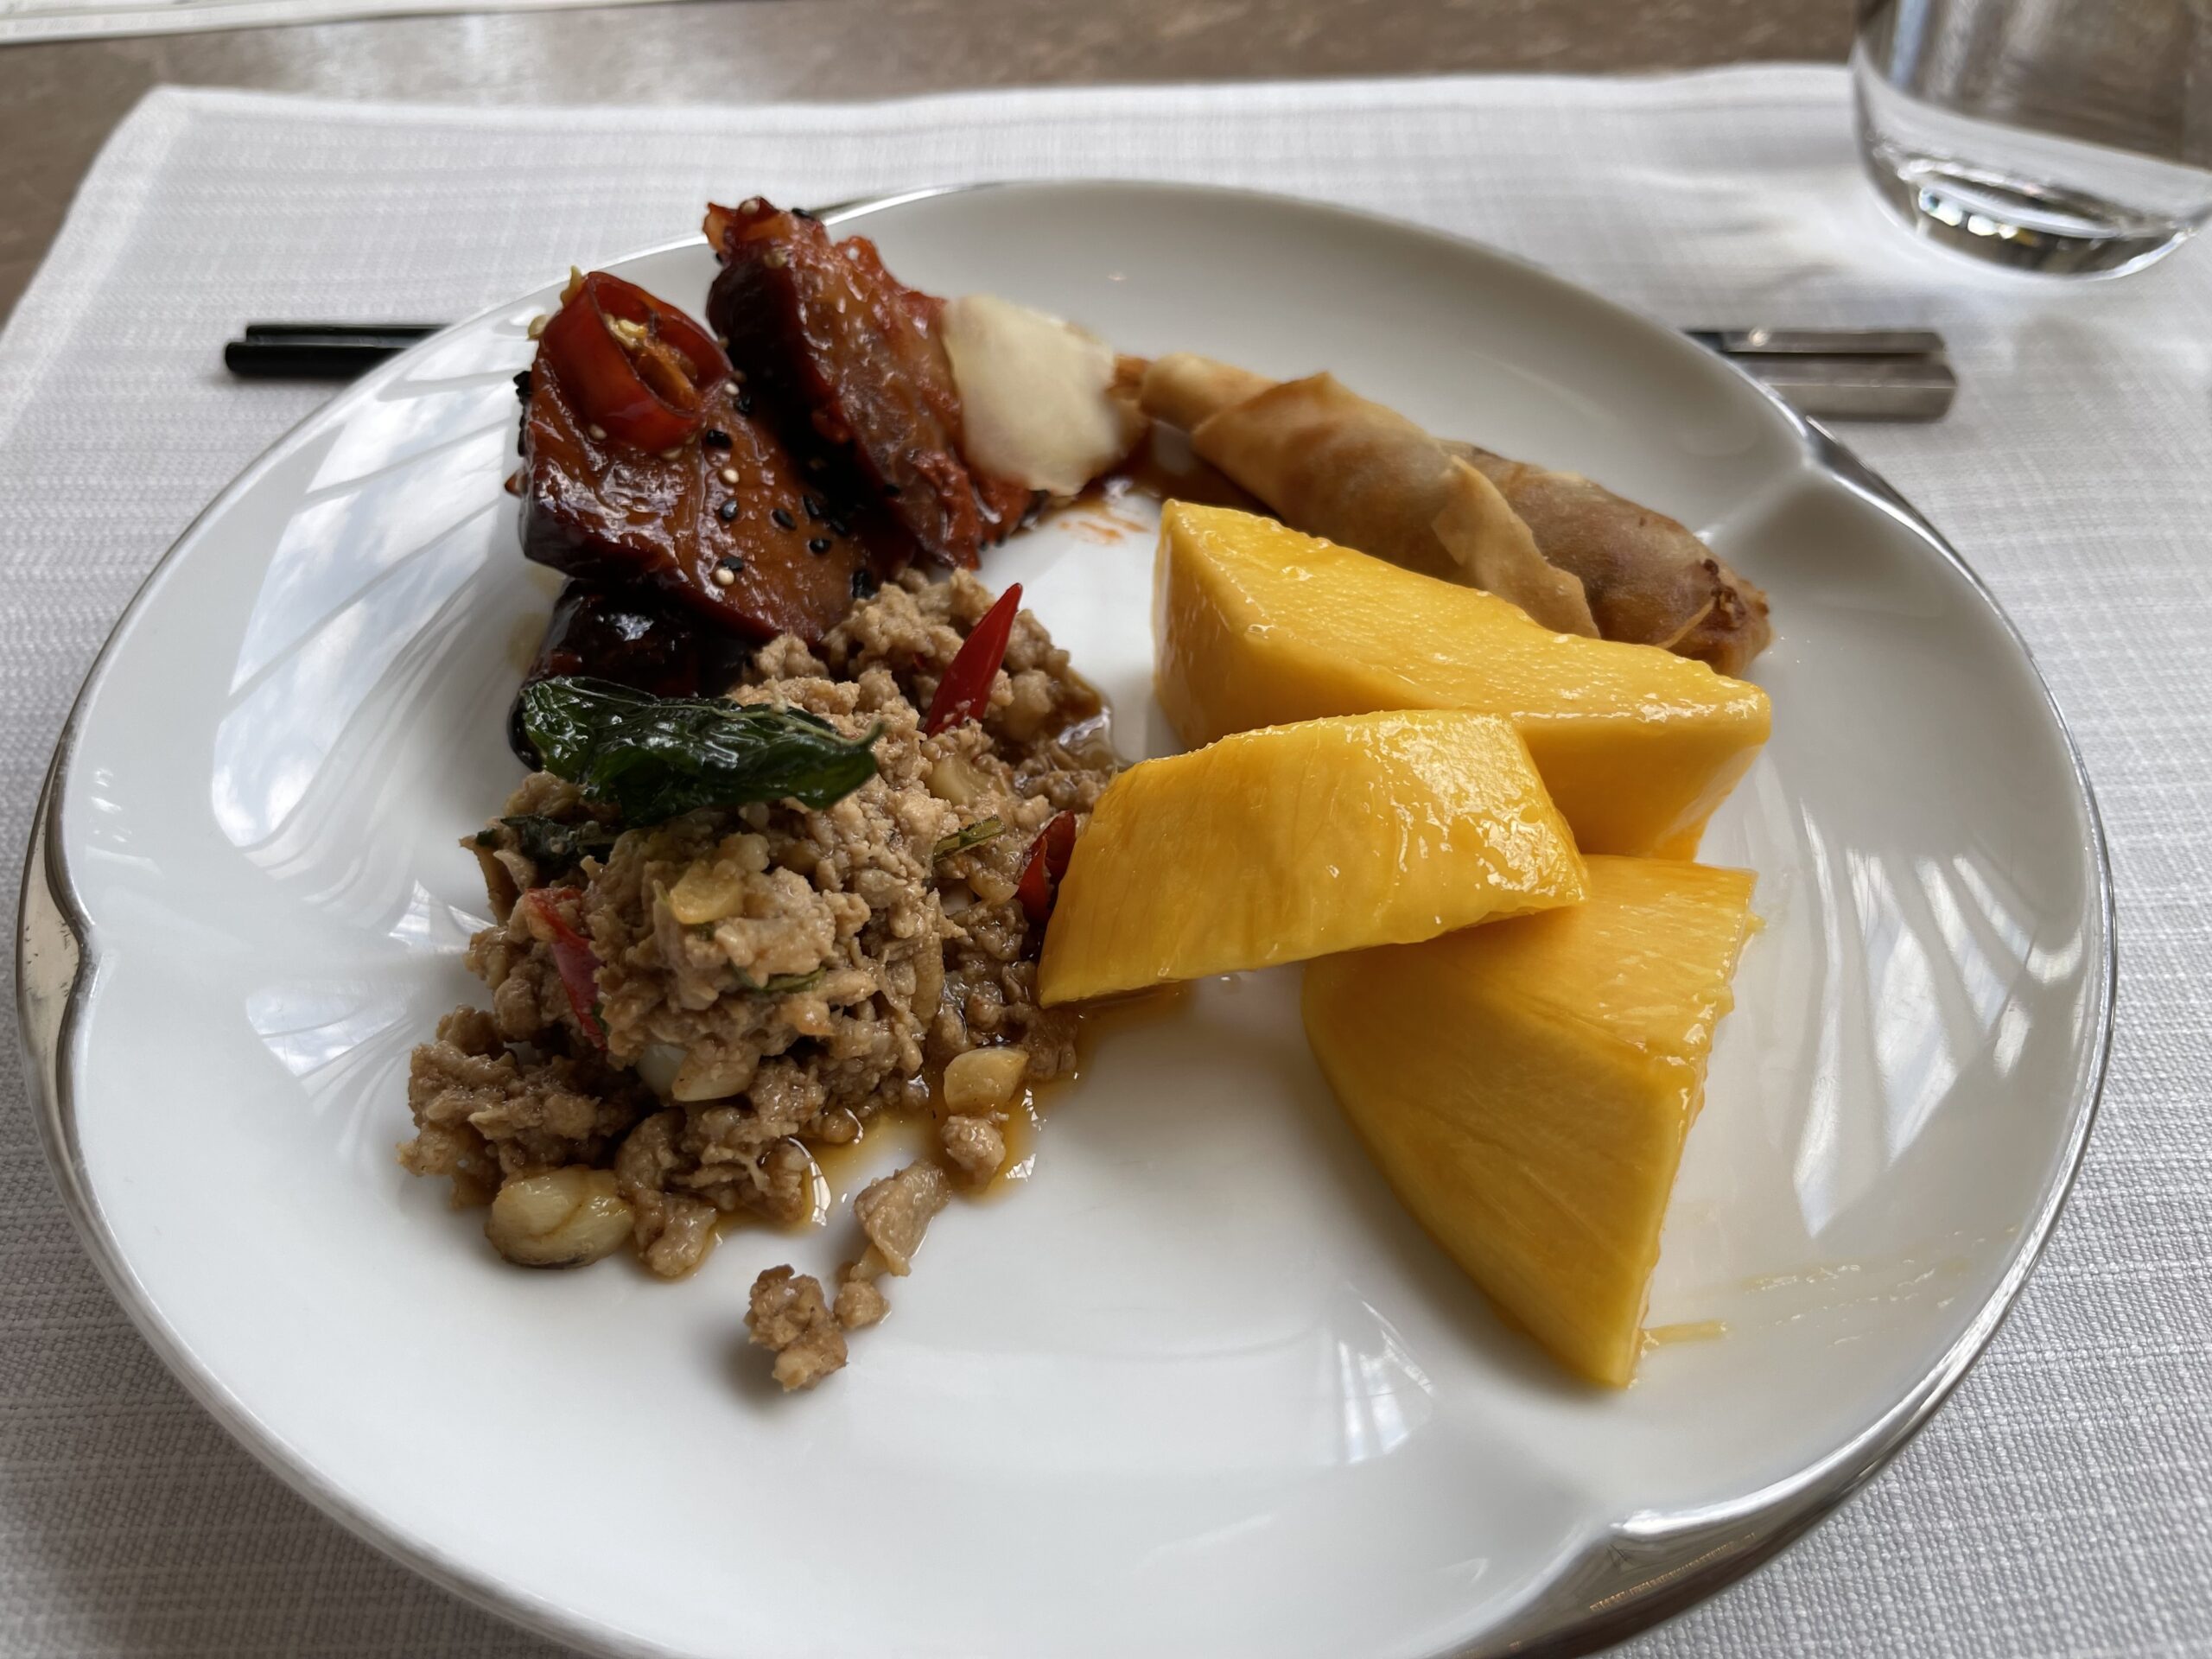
[1853,0,2212,276]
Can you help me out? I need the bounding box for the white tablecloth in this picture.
[2,70,2208,1657]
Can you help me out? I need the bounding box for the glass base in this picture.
[1861,147,2197,277]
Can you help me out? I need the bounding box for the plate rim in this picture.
[13,179,2118,1659]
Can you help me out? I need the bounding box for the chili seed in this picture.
[771,507,795,530]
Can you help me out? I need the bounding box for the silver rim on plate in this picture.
[14,182,2117,1659]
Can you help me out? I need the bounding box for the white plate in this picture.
[18,182,2111,1659]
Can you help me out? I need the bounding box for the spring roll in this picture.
[1446,444,1772,679]
[1146,365,1599,636]
[1138,353,1771,674]
[1141,353,1276,434]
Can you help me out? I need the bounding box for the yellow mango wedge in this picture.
[1037,709,1585,1006]
[1303,856,1756,1387]
[1157,502,1771,857]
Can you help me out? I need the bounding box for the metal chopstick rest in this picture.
[1686,326,1955,423]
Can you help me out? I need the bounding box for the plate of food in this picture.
[17,181,2110,1658]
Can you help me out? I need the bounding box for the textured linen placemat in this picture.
[2,71,2208,1658]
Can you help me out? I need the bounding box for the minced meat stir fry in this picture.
[403,571,1115,1388]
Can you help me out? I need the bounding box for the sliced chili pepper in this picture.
[524,887,607,1048]
[537,271,731,452]
[924,582,1021,736]
[1015,810,1078,928]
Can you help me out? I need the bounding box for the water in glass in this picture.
[1853,0,2212,276]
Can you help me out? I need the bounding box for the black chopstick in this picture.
[220,318,1953,421]
[224,321,442,378]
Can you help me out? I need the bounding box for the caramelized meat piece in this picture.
[505,581,751,765]
[520,353,867,642]
[704,197,1034,570]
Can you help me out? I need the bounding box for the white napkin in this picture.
[3,72,2209,1658]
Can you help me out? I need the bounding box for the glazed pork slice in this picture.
[505,580,753,766]
[703,196,1034,569]
[520,358,869,642]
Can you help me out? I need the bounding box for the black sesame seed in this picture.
[807,537,831,555]
[826,518,849,538]
[802,496,823,520]
[719,554,746,573]
[850,568,878,599]
[881,482,901,497]
[703,428,732,448]
[771,507,795,530]
[736,390,754,416]
[717,499,739,524]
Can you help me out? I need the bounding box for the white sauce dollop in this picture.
[940,294,1144,498]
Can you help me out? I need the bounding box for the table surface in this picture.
[0,0,1849,328]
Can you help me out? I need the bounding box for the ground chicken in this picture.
[400,572,1115,1385]
[746,1267,847,1390]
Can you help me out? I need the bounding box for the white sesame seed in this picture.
[659,447,682,461]
[711,566,736,588]
[720,466,741,486]
[588,423,607,442]
[740,197,761,213]
[525,314,549,340]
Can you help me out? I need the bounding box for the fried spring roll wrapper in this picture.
[1139,353,1771,674]
[1152,367,1599,636]
[1446,443,1773,679]
[1141,353,1277,434]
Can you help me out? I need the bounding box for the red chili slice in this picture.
[524,888,607,1048]
[1015,810,1078,928]
[924,582,1022,736]
[537,271,731,452]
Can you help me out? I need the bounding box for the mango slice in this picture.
[1037,710,1585,1006]
[1302,856,1756,1386]
[1156,502,1771,857]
